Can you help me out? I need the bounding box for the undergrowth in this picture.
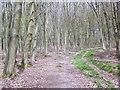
[17,64,32,69]
[73,50,115,88]
[85,50,119,77]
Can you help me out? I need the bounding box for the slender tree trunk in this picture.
[32,22,38,64]
[102,3,110,49]
[43,10,48,56]
[23,1,35,67]
[116,2,120,60]
[111,3,120,60]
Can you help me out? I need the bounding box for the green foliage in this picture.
[0,72,20,79]
[17,64,32,69]
[0,73,5,78]
[111,88,118,90]
[73,56,103,87]
[74,50,115,88]
[74,57,93,72]
[94,81,103,88]
[90,71,99,78]
[17,64,24,68]
[86,51,94,58]
[76,50,86,58]
[24,64,32,69]
[74,54,99,77]
[103,78,115,88]
[90,61,118,76]
[0,73,7,78]
[81,50,119,77]
[117,64,120,77]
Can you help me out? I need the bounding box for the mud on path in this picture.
[0,51,96,88]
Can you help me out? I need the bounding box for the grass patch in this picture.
[84,50,119,77]
[94,80,103,88]
[0,73,4,78]
[0,73,7,78]
[73,50,115,88]
[17,64,32,69]
[0,71,21,79]
[73,54,103,88]
[74,58,94,72]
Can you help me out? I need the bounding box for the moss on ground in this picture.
[73,50,115,88]
[17,64,32,69]
[84,50,119,77]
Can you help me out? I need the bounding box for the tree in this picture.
[111,2,120,60]
[116,2,120,60]
[22,1,35,67]
[3,2,22,77]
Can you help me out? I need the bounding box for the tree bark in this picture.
[3,2,22,77]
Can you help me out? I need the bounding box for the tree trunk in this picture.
[116,2,120,60]
[3,2,22,77]
[22,1,35,67]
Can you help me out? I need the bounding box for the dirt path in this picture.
[94,58,120,64]
[1,51,96,88]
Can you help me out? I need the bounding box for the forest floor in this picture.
[0,50,96,88]
[0,49,119,88]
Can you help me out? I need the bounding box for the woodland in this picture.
[0,0,120,88]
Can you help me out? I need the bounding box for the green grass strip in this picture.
[73,50,115,88]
